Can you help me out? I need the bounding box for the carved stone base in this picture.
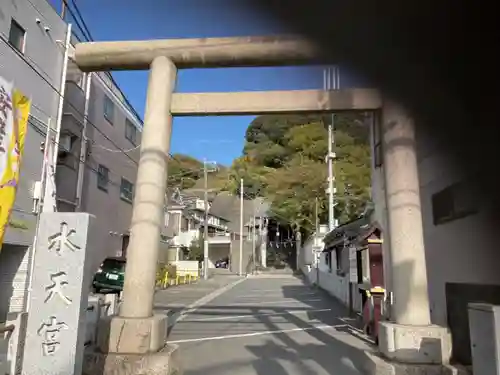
[363,350,470,375]
[97,314,168,354]
[378,322,452,364]
[83,344,182,375]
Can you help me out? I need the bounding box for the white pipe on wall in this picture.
[52,23,72,167]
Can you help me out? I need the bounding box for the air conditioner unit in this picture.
[58,134,72,153]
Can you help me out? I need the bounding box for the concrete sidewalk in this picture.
[154,274,245,327]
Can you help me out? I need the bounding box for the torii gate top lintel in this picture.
[74,35,320,72]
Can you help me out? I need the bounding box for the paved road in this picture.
[154,274,243,322]
[168,275,375,375]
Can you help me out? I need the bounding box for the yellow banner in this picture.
[0,78,31,250]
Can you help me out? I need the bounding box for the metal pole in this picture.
[239,178,244,276]
[203,160,209,280]
[327,122,334,231]
[258,215,263,269]
[315,197,320,285]
[53,23,72,167]
[252,205,256,275]
[75,72,92,211]
[315,197,319,234]
[324,66,339,231]
[26,117,52,312]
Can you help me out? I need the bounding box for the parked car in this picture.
[92,257,126,294]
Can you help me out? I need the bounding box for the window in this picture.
[181,216,189,232]
[120,178,134,202]
[432,180,478,225]
[97,165,109,191]
[125,119,137,145]
[9,19,25,54]
[103,95,114,124]
[325,251,332,272]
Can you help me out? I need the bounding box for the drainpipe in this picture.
[52,23,72,167]
[75,72,92,211]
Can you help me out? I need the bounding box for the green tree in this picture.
[168,154,204,189]
[186,236,204,261]
[226,112,372,237]
[265,156,328,233]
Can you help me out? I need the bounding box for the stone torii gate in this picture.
[74,36,450,374]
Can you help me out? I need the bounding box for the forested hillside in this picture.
[168,113,372,235]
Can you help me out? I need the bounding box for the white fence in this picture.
[174,260,200,277]
[0,294,118,375]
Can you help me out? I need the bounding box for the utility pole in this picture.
[315,197,319,234]
[315,197,320,285]
[327,122,335,230]
[251,205,256,275]
[203,160,209,280]
[239,178,244,276]
[259,215,264,269]
[324,66,340,231]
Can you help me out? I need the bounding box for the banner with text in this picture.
[0,76,31,250]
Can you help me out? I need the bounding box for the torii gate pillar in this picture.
[84,56,180,374]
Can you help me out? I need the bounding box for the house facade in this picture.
[165,189,231,267]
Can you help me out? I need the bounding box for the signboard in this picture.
[0,76,31,249]
[23,213,94,375]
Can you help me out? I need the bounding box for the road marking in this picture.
[237,291,318,298]
[167,277,247,327]
[168,324,347,344]
[183,308,333,322]
[227,298,322,306]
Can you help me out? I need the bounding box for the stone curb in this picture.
[167,277,246,328]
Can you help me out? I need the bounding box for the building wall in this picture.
[316,250,352,307]
[0,0,66,317]
[0,0,66,246]
[415,124,500,326]
[230,237,254,274]
[67,71,143,272]
[0,244,30,321]
[370,118,500,327]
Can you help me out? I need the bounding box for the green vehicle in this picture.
[92,257,126,293]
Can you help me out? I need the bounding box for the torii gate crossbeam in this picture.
[74,35,319,71]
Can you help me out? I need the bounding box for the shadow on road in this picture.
[173,276,375,375]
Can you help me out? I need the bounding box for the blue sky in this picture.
[51,0,367,165]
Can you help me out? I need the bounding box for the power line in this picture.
[24,114,207,196]
[0,35,141,167]
[2,33,189,171]
[1,7,224,188]
[61,0,144,124]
